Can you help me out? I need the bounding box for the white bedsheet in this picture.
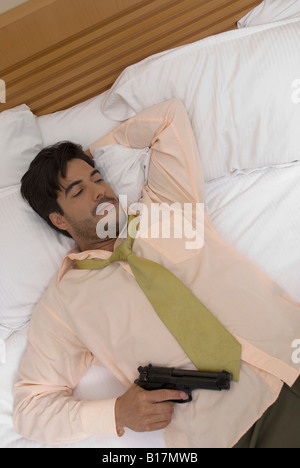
[206,165,300,304]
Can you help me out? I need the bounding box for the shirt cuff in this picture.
[80,398,118,438]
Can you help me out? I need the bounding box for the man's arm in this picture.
[13,300,118,444]
[90,99,206,206]
[13,298,184,444]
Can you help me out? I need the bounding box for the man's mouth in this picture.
[95,198,117,217]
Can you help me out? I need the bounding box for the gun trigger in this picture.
[185,389,193,403]
[176,389,192,404]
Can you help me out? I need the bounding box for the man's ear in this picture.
[49,212,70,232]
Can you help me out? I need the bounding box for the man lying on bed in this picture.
[14,99,300,448]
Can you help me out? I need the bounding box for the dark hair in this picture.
[21,141,95,238]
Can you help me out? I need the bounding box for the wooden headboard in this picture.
[0,0,261,116]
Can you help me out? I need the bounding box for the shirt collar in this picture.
[57,209,135,283]
[57,247,113,283]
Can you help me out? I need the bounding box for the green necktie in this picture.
[76,216,241,381]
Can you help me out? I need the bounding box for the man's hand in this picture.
[115,384,186,437]
[84,149,93,159]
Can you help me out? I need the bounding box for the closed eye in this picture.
[73,178,103,197]
[73,189,83,198]
[66,169,104,199]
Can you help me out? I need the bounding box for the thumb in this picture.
[117,425,125,437]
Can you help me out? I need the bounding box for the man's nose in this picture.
[91,182,105,201]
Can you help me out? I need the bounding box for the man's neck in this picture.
[77,237,117,253]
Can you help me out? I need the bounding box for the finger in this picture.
[142,398,174,414]
[116,426,125,437]
[147,388,187,403]
[84,149,92,158]
[144,419,173,432]
[141,410,174,432]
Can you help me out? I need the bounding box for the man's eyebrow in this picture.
[65,180,82,198]
[64,169,101,198]
[90,168,101,177]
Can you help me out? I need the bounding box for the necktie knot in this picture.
[109,235,134,263]
[109,215,138,263]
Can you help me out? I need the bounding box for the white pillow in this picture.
[238,0,300,28]
[0,105,43,189]
[37,91,118,150]
[93,145,150,207]
[0,185,75,341]
[102,17,300,181]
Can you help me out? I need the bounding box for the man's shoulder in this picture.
[29,274,75,334]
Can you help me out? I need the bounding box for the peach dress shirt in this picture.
[13,99,300,447]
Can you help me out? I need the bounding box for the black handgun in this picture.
[134,364,232,403]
